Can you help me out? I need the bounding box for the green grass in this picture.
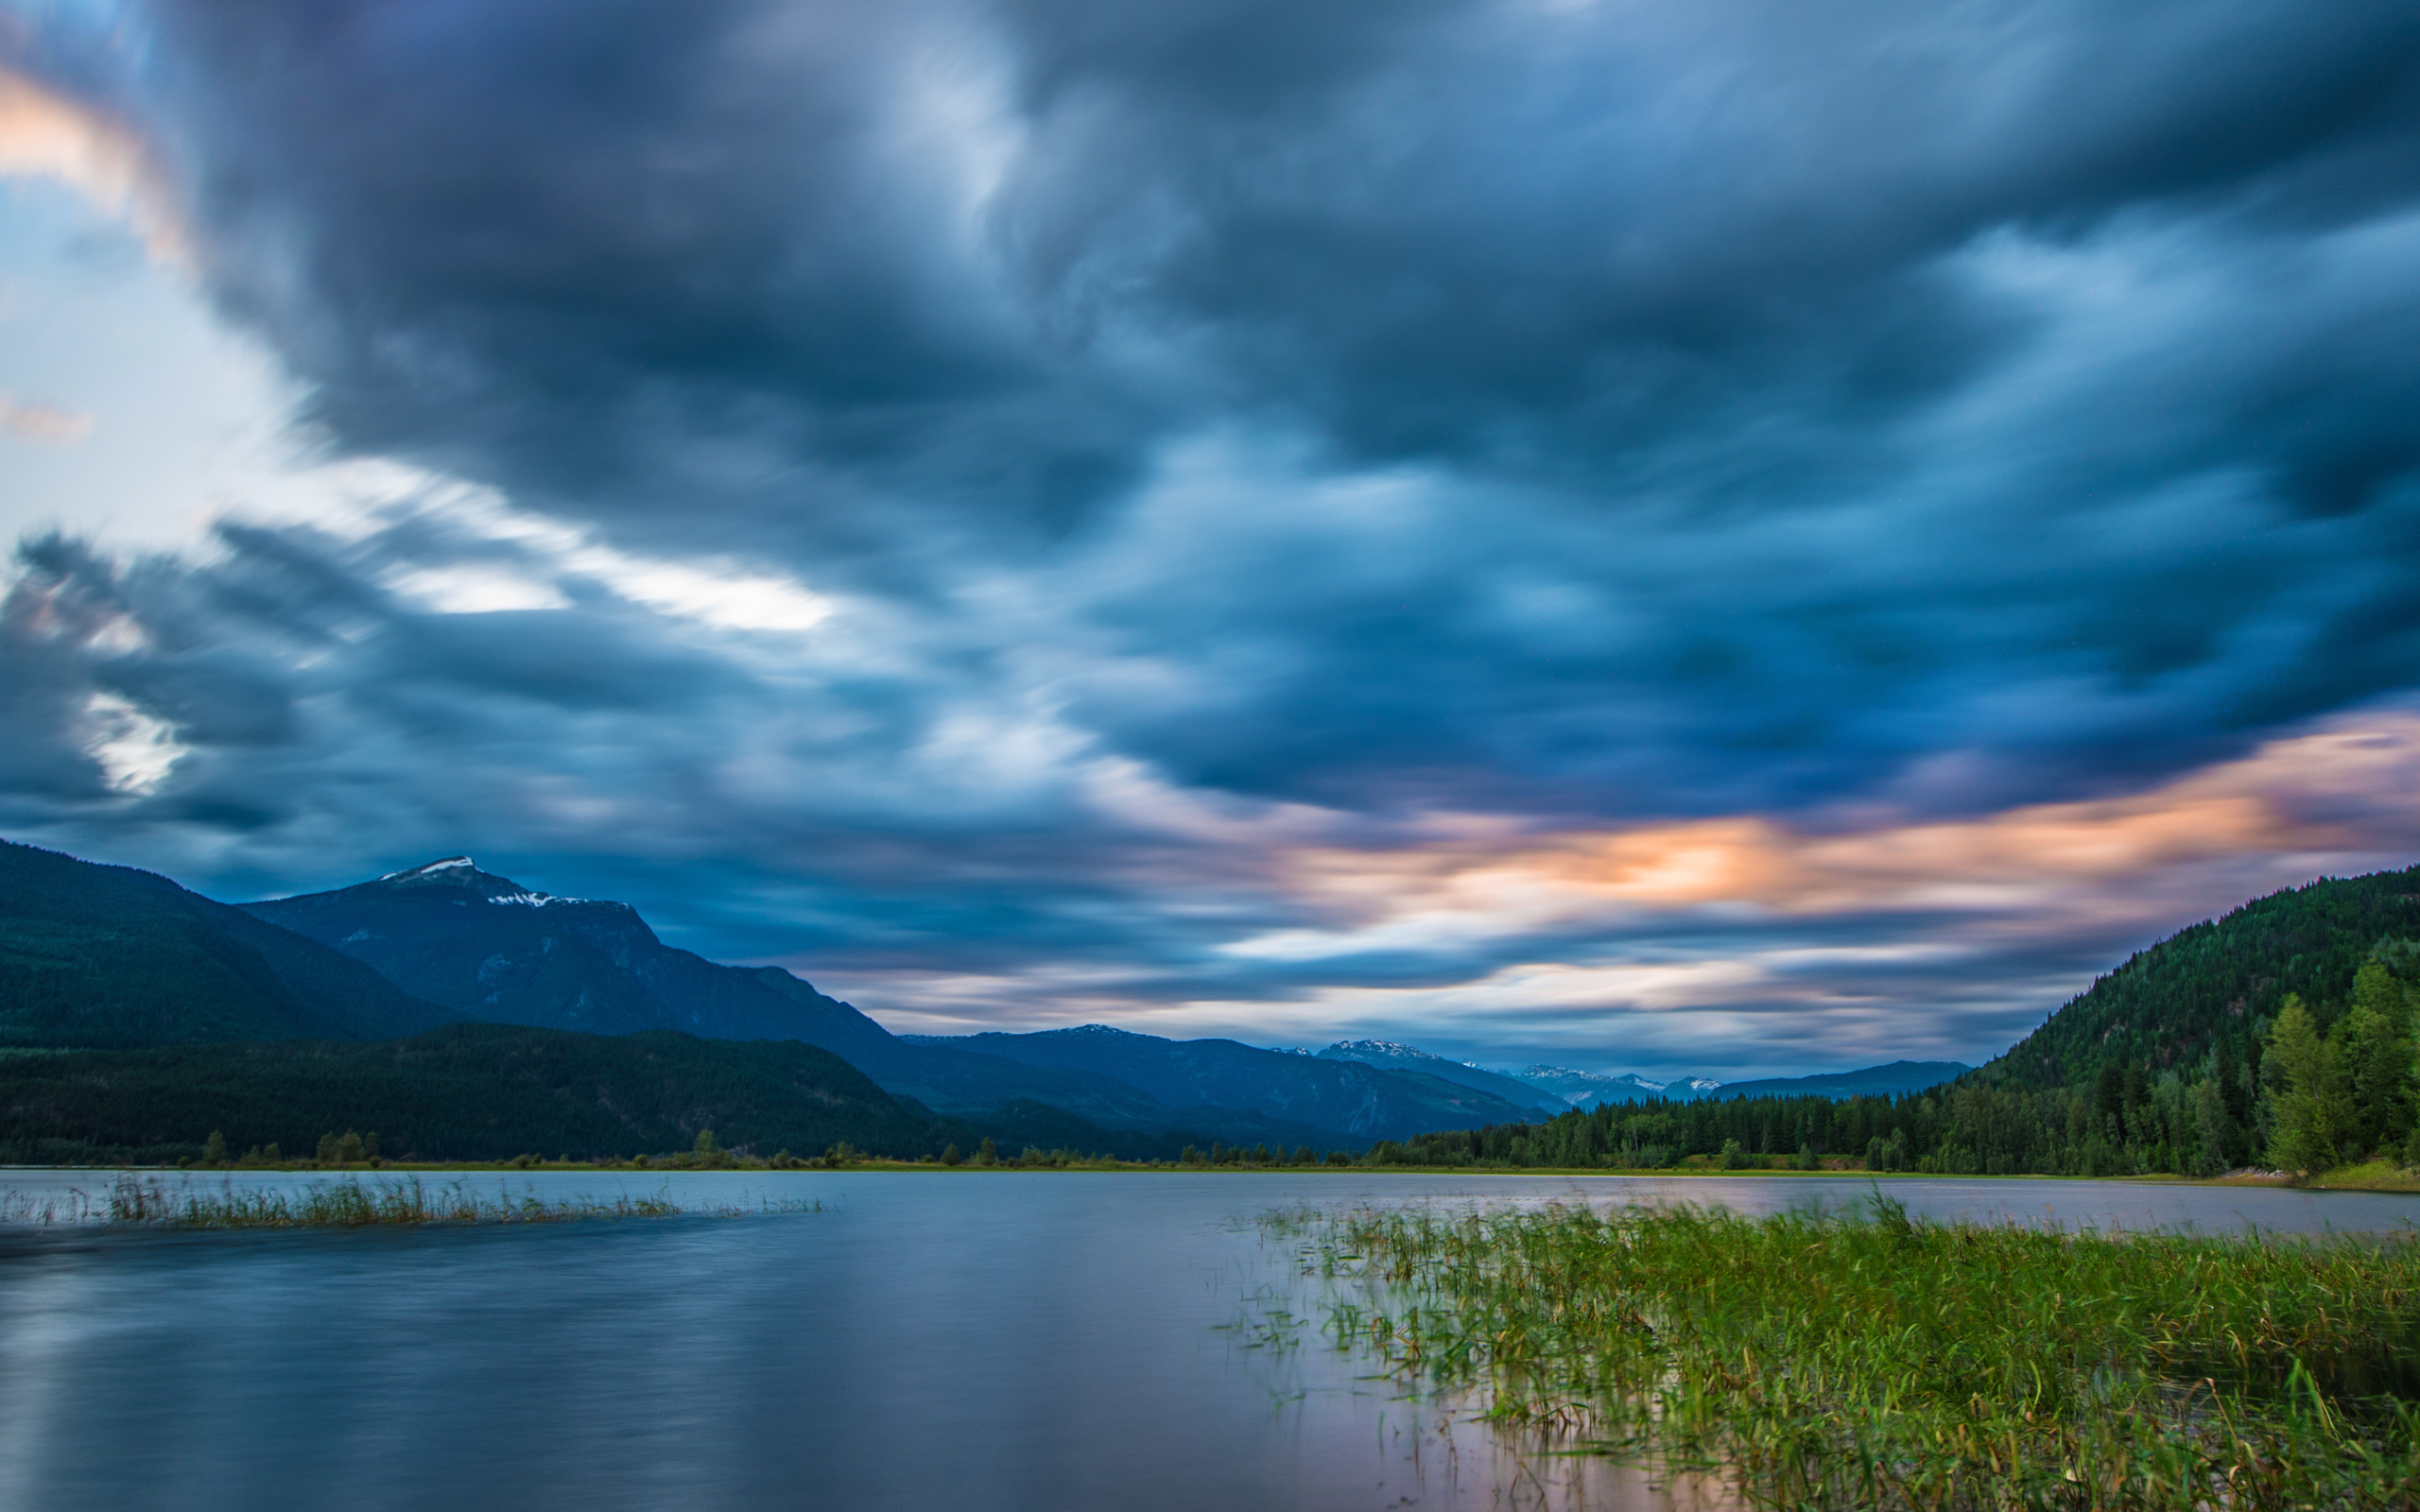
[1263,1196,2420,1509]
[2308,1160,2420,1194]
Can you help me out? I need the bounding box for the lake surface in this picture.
[2,1171,2412,1512]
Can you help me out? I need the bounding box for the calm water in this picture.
[0,1170,2412,1512]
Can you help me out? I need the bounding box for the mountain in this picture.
[0,1023,954,1164]
[0,845,1389,1161]
[1317,1040,1567,1114]
[242,858,882,1042]
[1512,1066,1722,1108]
[1708,1060,1970,1101]
[1513,1067,1668,1108]
[0,839,457,1048]
[1508,1060,1967,1109]
[908,1024,1544,1142]
[240,858,1182,1125]
[1979,866,2420,1090]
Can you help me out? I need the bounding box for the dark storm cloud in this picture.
[1000,0,2420,472]
[91,0,2420,816]
[0,516,1171,914]
[10,0,2420,1070]
[147,0,2420,497]
[12,505,2420,1076]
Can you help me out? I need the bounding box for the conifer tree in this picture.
[2264,996,2347,1173]
[2187,1078,2233,1176]
[2342,962,2417,1158]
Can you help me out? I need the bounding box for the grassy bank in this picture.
[2308,1160,2420,1194]
[1270,1198,2420,1509]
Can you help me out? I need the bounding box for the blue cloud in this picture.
[7,0,2420,1074]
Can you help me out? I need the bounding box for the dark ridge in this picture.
[0,839,456,1048]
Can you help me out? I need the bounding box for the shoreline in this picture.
[7,1160,2417,1194]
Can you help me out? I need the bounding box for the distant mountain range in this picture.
[1306,1043,1970,1111]
[905,1025,1546,1138]
[1711,1061,1974,1101]
[0,838,1982,1162]
[1500,1061,1972,1107]
[1314,1040,1569,1115]
[1510,1065,1722,1108]
[240,858,1185,1132]
[239,857,1556,1145]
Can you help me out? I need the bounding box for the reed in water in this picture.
[97,1174,684,1227]
[1273,1195,2420,1509]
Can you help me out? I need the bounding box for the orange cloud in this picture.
[0,394,95,444]
[1228,711,2420,960]
[0,67,180,255]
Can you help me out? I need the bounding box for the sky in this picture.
[5,1,2420,1079]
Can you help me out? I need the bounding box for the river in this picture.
[1,1170,2411,1512]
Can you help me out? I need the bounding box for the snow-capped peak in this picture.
[367,856,589,906]
[378,855,476,881]
[1325,1038,1435,1061]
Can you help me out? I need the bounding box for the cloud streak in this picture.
[5,0,2420,1076]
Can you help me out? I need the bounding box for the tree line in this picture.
[1370,952,2420,1177]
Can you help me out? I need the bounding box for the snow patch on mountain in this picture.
[363,857,593,906]
[482,885,596,907]
[378,856,476,880]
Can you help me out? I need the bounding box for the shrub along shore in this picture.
[1263,1199,2420,1510]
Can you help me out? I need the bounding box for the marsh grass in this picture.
[0,1175,825,1228]
[1265,1195,2420,1509]
[0,1173,831,1228]
[96,1174,688,1228]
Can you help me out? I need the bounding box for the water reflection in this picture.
[0,1172,2410,1512]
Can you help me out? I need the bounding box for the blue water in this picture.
[0,1171,2411,1512]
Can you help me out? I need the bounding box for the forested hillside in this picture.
[0,1025,951,1164]
[0,1025,1340,1168]
[1984,867,2420,1089]
[1382,869,2420,1178]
